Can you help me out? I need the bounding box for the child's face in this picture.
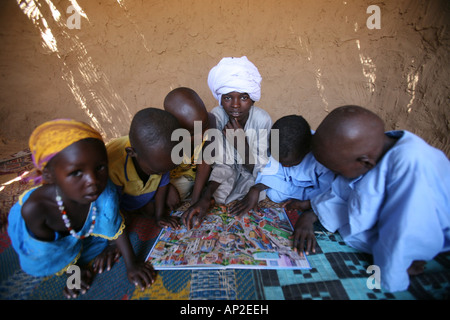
[130,147,177,176]
[314,146,370,179]
[221,92,254,124]
[48,139,108,204]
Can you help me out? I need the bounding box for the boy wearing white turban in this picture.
[207,56,262,102]
[182,56,272,229]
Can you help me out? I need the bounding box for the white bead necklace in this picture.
[55,188,97,239]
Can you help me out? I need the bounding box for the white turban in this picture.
[207,56,262,102]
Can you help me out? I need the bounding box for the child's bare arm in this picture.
[191,161,212,204]
[114,231,156,290]
[21,195,56,241]
[191,114,215,203]
[154,184,180,229]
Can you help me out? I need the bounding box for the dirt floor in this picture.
[0,0,449,157]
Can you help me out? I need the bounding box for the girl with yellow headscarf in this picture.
[8,119,155,298]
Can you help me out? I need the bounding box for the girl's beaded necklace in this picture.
[55,188,97,239]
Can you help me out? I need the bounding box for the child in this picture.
[163,87,216,209]
[107,108,180,229]
[7,119,155,299]
[182,56,272,229]
[295,105,450,292]
[230,115,334,217]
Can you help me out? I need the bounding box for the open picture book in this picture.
[146,206,311,270]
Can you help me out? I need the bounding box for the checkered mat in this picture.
[0,151,449,300]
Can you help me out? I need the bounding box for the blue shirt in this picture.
[312,130,450,292]
[8,180,124,277]
[256,152,334,203]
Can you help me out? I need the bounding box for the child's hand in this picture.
[127,261,156,291]
[282,199,312,212]
[92,242,121,274]
[64,266,94,299]
[223,117,246,148]
[157,215,181,229]
[224,117,244,131]
[181,197,210,230]
[292,210,318,256]
[229,188,260,217]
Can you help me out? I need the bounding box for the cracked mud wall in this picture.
[0,0,449,156]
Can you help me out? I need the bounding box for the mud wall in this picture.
[1,0,449,155]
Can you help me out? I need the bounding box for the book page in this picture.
[146,206,310,270]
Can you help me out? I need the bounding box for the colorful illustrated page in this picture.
[146,206,311,270]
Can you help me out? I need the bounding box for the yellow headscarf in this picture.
[29,119,103,177]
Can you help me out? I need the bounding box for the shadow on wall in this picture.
[15,0,385,135]
[16,0,132,140]
[12,0,449,156]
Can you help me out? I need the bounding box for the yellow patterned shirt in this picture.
[106,136,170,211]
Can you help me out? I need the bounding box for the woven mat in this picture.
[0,150,449,300]
[0,150,34,233]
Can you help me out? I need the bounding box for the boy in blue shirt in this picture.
[295,105,450,292]
[230,115,334,217]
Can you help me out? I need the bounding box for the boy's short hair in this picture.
[129,108,180,155]
[270,115,311,160]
